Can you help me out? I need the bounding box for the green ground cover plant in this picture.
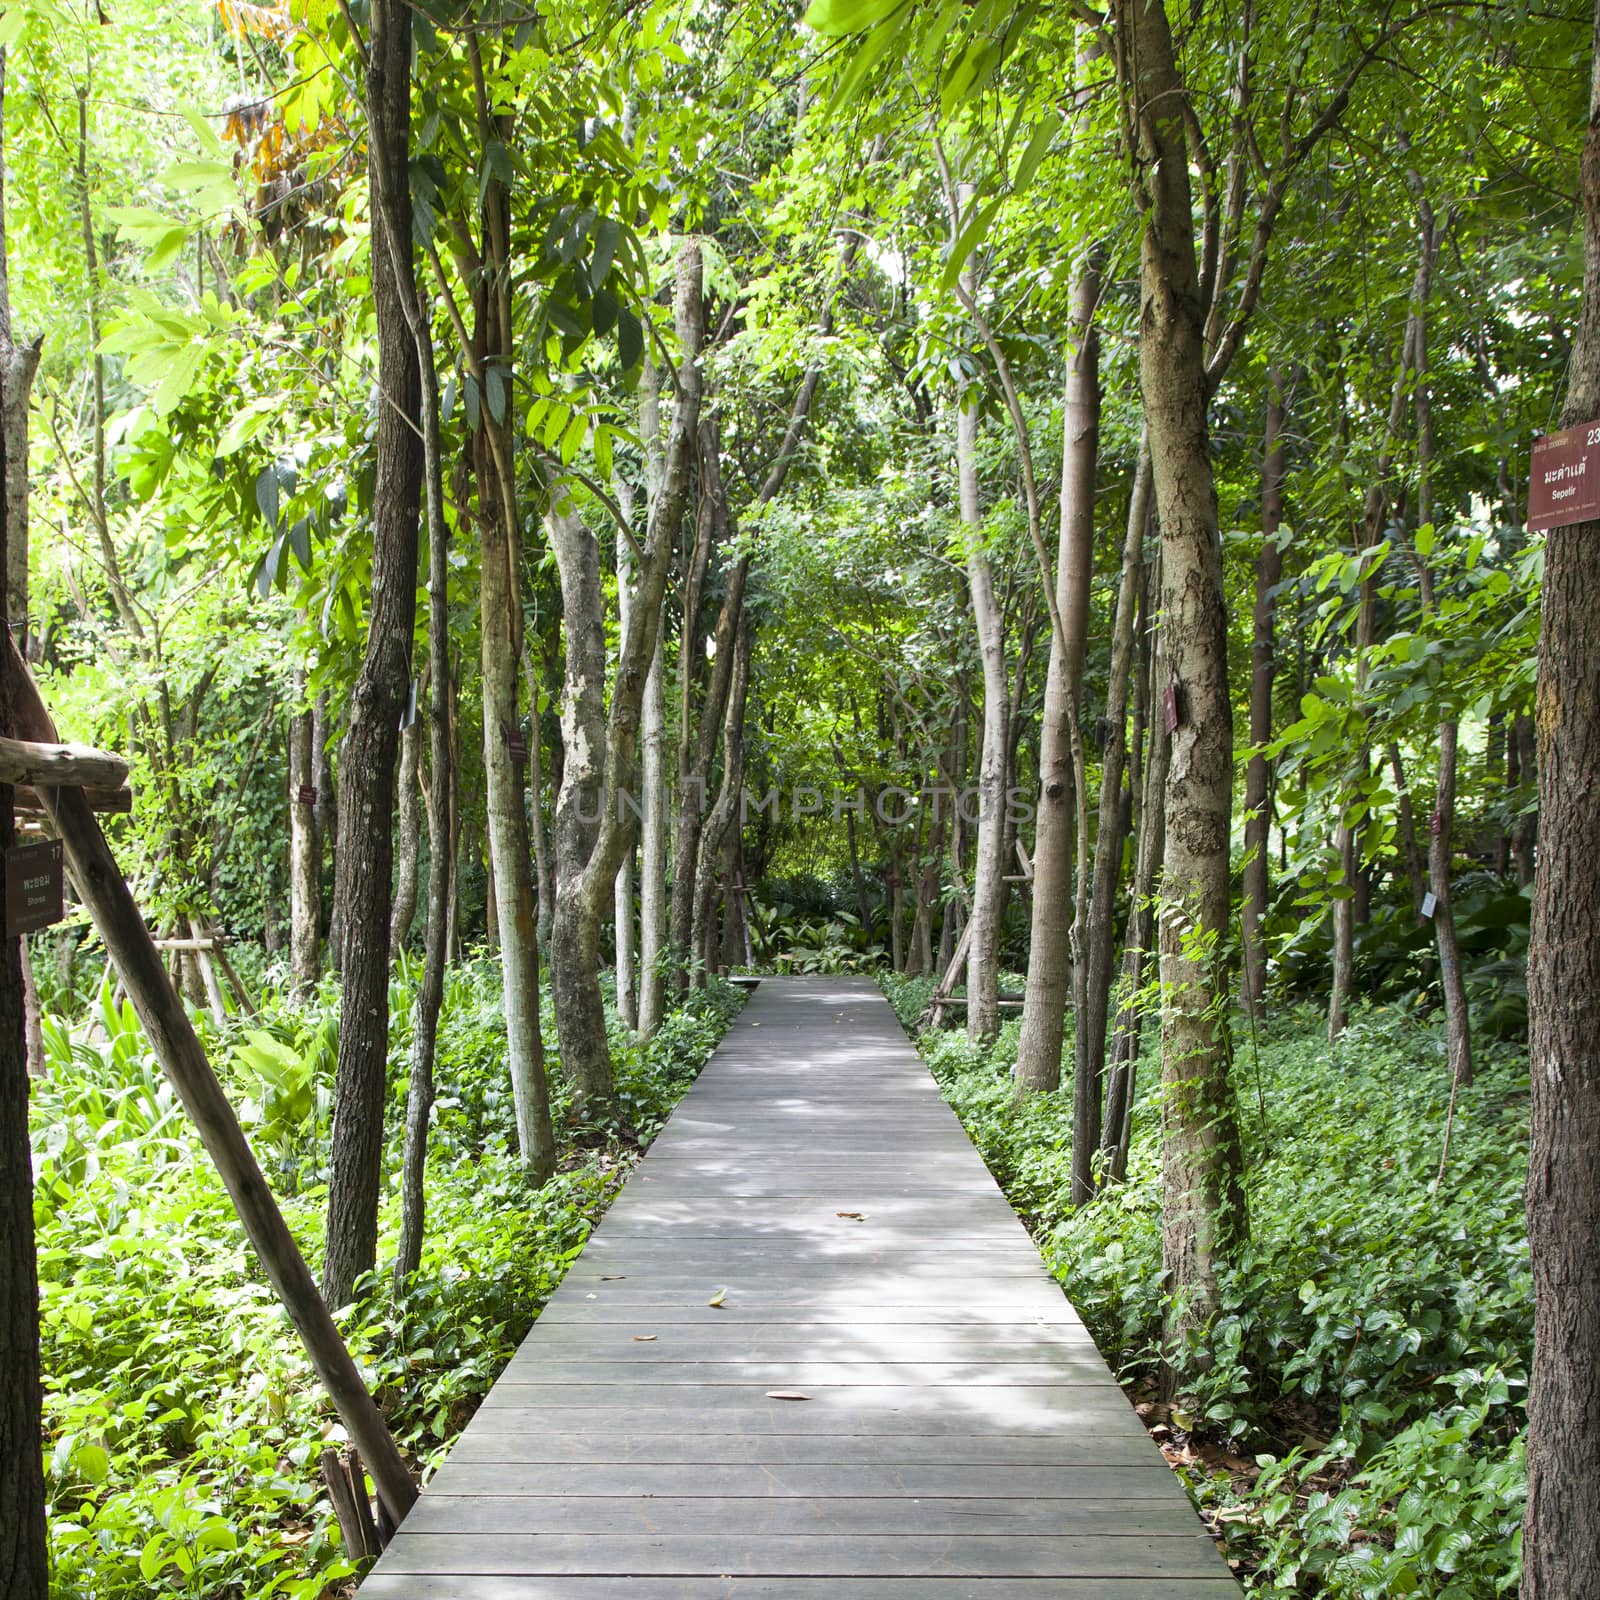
[32,962,742,1599]
[882,973,1529,1598]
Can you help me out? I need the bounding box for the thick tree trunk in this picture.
[288,673,321,992]
[1524,17,1600,1589]
[1512,713,1537,885]
[1241,375,1285,1017]
[389,717,420,956]
[1117,0,1247,1351]
[0,48,48,1582]
[323,0,422,1311]
[958,398,1008,1044]
[1015,262,1100,1094]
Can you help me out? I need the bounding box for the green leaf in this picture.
[592,286,619,339]
[1011,109,1061,195]
[590,217,620,289]
[826,10,902,110]
[803,0,903,37]
[617,306,644,371]
[939,197,1000,292]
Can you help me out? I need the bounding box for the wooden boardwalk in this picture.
[361,975,1242,1598]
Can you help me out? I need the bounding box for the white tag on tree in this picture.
[1421,891,1438,919]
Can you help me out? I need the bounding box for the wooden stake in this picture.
[4,638,417,1525]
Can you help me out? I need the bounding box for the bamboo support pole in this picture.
[3,638,417,1524]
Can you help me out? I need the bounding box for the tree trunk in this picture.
[0,47,48,1585]
[313,691,338,971]
[613,490,639,1030]
[1116,0,1248,1353]
[1015,260,1101,1095]
[323,0,422,1311]
[1512,713,1537,885]
[638,622,669,1037]
[1077,451,1153,1183]
[1524,15,1600,1588]
[394,532,454,1289]
[692,613,751,977]
[552,240,705,1106]
[1241,374,1285,1017]
[958,396,1008,1044]
[637,356,670,1039]
[288,673,321,992]
[669,434,747,992]
[473,71,556,1186]
[389,716,420,956]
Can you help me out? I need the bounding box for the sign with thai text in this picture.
[1529,421,1600,532]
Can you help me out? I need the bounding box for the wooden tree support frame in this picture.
[4,638,417,1528]
[923,840,1037,1029]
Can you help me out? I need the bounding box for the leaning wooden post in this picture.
[2,639,417,1525]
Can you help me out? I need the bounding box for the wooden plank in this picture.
[420,1463,1183,1499]
[369,1532,1228,1578]
[360,1579,1245,1599]
[398,1494,1208,1537]
[359,975,1238,1595]
[444,1432,1177,1468]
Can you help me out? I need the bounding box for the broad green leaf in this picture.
[1011,108,1061,195]
[803,0,903,38]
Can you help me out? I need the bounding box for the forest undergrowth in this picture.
[29,950,742,1599]
[882,972,1529,1599]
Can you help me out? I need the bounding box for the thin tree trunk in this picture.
[958,395,1008,1044]
[1015,260,1101,1095]
[1410,187,1472,1089]
[313,690,338,972]
[472,59,556,1185]
[637,355,670,1039]
[394,501,454,1290]
[692,613,751,977]
[1524,12,1600,1587]
[551,240,704,1107]
[638,622,669,1036]
[389,717,420,956]
[521,643,554,949]
[613,489,638,1030]
[1241,374,1285,1017]
[323,0,422,1310]
[1103,585,1170,1185]
[289,672,321,992]
[1078,451,1153,1171]
[1116,0,1248,1353]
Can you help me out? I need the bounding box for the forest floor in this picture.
[881,973,1530,1599]
[29,955,743,1600]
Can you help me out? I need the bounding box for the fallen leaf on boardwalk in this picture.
[600,1274,627,1281]
[708,1289,727,1307]
[633,1335,658,1342]
[766,1391,811,1401]
[836,1211,866,1221]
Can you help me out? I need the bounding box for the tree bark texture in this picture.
[1116,0,1248,1349]
[1524,16,1600,1587]
[1015,260,1101,1096]
[323,0,422,1311]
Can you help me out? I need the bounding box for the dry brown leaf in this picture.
[836,1211,866,1221]
[632,1335,658,1342]
[766,1391,811,1401]
[600,1274,627,1281]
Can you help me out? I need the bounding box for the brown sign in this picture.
[5,840,64,936]
[296,784,318,807]
[1529,420,1600,532]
